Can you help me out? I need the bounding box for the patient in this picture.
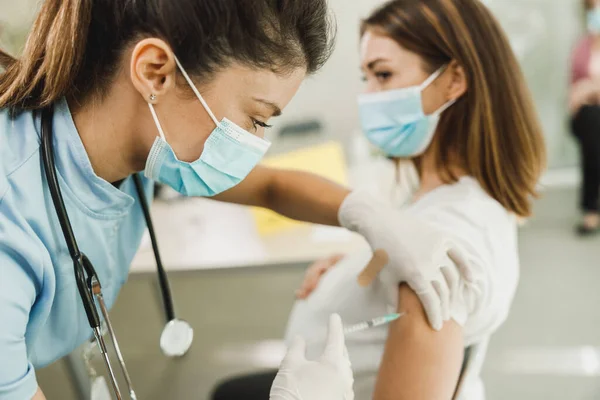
[212,0,545,399]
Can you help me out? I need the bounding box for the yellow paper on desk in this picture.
[252,141,348,235]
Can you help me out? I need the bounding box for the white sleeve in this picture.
[352,159,418,208]
[415,204,498,337]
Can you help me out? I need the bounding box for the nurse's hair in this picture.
[0,0,334,110]
[362,0,546,218]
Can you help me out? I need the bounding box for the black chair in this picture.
[211,338,489,400]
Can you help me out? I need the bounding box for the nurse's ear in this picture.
[444,60,467,102]
[129,38,177,102]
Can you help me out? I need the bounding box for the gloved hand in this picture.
[338,190,473,331]
[270,314,354,400]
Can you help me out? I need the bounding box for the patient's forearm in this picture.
[373,284,464,400]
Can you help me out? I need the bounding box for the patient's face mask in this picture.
[357,66,454,158]
[589,7,600,34]
[144,58,271,197]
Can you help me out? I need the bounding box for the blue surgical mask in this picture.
[357,66,455,158]
[588,7,600,34]
[144,57,271,197]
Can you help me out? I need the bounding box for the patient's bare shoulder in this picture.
[373,284,464,400]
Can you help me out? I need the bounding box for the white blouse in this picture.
[285,160,519,400]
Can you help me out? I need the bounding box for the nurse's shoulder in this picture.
[0,107,49,280]
[0,104,54,309]
[0,107,51,255]
[0,107,47,399]
[0,108,43,175]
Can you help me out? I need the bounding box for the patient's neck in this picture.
[412,151,465,202]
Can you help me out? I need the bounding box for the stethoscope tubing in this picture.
[40,105,181,400]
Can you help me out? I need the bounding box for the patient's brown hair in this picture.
[363,0,546,217]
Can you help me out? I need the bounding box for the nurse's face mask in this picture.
[357,65,455,158]
[144,57,271,197]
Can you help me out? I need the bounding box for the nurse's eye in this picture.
[375,71,392,82]
[251,118,273,131]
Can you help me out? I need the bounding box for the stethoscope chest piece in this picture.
[160,319,194,357]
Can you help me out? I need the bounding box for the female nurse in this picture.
[0,0,471,399]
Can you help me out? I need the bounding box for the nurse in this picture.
[0,0,469,399]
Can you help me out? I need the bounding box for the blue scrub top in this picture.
[0,98,153,399]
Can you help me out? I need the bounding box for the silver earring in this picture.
[149,94,157,102]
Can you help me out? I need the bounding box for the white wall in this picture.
[0,0,38,50]
[485,0,583,168]
[277,0,586,169]
[1,0,586,168]
[272,0,385,146]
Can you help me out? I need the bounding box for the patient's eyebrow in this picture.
[366,58,388,70]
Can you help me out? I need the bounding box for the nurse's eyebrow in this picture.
[253,97,282,117]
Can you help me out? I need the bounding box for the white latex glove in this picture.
[270,314,354,400]
[338,190,473,331]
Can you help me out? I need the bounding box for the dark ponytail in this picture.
[0,0,334,112]
[0,0,92,109]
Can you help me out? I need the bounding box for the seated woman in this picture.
[212,0,545,399]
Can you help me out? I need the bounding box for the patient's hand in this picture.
[296,254,345,299]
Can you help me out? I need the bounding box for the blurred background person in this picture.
[570,0,600,235]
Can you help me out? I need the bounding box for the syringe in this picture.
[343,313,404,335]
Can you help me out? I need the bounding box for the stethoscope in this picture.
[40,106,193,400]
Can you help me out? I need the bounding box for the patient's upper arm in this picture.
[373,284,464,400]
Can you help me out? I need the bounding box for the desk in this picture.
[130,198,368,273]
[128,144,396,273]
